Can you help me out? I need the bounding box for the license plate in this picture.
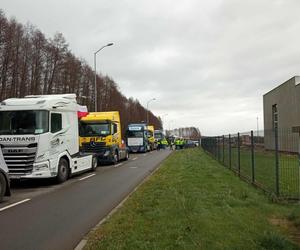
[9,175,21,179]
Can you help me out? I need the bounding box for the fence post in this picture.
[217,137,220,162]
[215,137,217,159]
[251,130,255,183]
[275,128,280,196]
[238,132,241,176]
[213,137,216,158]
[222,135,225,164]
[229,134,231,169]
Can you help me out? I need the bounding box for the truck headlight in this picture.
[104,150,110,157]
[34,164,49,171]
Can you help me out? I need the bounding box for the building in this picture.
[263,76,300,152]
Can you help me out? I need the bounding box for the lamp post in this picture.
[80,95,87,105]
[94,42,114,112]
[146,98,156,125]
[256,116,259,137]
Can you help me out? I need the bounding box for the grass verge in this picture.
[85,148,300,250]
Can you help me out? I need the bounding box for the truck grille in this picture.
[129,146,142,152]
[81,142,106,153]
[1,143,37,175]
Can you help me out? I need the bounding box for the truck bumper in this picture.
[97,154,114,163]
[9,160,55,179]
[128,146,146,153]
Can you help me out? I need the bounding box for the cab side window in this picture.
[51,113,62,133]
[113,123,118,134]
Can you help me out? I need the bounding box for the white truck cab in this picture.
[0,94,97,183]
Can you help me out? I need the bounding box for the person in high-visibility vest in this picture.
[175,138,181,150]
[157,139,162,151]
[181,138,185,149]
[161,138,168,149]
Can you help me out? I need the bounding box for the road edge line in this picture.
[79,174,96,181]
[74,151,173,250]
[0,198,31,212]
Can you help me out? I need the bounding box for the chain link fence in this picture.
[202,128,299,200]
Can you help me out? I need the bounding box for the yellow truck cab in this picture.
[147,125,155,150]
[79,111,129,164]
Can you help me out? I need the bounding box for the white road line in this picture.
[143,154,147,156]
[79,173,96,181]
[0,198,31,212]
[132,157,138,161]
[114,163,123,167]
[149,151,153,154]
[129,166,138,169]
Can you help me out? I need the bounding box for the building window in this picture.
[272,104,278,130]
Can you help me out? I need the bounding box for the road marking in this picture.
[75,239,87,250]
[129,166,138,169]
[79,173,96,181]
[143,154,147,156]
[0,198,31,212]
[114,163,123,167]
[149,151,153,154]
[132,157,138,161]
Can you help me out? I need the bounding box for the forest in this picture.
[0,10,162,134]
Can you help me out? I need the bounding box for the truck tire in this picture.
[91,155,98,171]
[112,150,119,164]
[0,173,6,202]
[124,150,129,161]
[56,158,69,183]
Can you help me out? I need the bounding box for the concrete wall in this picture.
[263,76,300,152]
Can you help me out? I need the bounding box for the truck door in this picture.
[49,112,65,162]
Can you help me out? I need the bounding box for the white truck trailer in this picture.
[0,94,97,183]
[0,147,10,202]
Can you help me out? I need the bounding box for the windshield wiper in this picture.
[0,130,14,135]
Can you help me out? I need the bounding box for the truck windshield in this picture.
[0,110,49,135]
[147,131,153,137]
[154,132,163,139]
[80,122,111,137]
[127,131,144,138]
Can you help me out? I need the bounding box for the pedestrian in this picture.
[157,139,161,151]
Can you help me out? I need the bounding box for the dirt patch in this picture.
[270,218,300,246]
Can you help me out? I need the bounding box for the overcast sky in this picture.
[1,0,300,135]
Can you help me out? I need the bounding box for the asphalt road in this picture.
[0,149,171,250]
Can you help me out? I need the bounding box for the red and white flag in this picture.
[77,105,88,118]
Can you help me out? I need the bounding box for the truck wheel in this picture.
[56,158,69,183]
[125,150,129,161]
[0,173,6,202]
[91,156,98,171]
[112,151,119,164]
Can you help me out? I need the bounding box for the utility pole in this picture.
[257,116,259,137]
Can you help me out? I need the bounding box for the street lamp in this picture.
[146,98,156,125]
[80,95,87,105]
[94,42,114,112]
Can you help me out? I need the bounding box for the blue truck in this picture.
[125,123,150,153]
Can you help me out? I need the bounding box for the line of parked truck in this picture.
[0,94,167,202]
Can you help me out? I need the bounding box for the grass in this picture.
[85,148,300,250]
[218,146,299,199]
